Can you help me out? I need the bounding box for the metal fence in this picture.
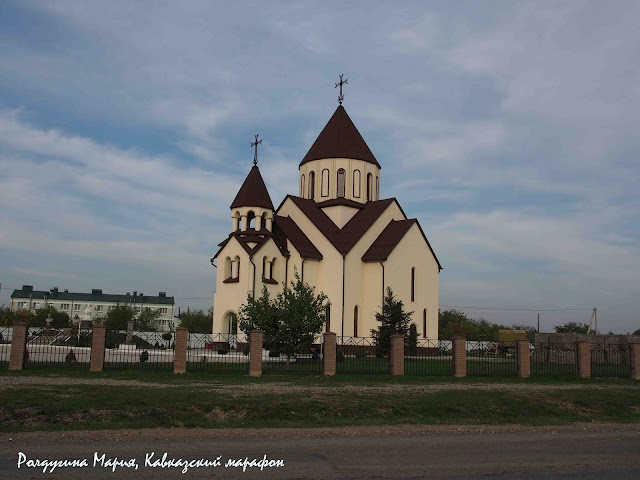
[24,327,91,368]
[531,342,577,376]
[104,329,173,370]
[0,326,11,369]
[336,337,390,374]
[263,342,323,374]
[405,339,453,376]
[187,333,250,372]
[591,343,631,378]
[466,341,517,376]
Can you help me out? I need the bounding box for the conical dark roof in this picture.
[230,165,274,210]
[299,106,380,168]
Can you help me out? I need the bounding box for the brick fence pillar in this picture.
[90,324,106,372]
[323,332,336,376]
[390,334,404,375]
[249,330,263,377]
[173,327,189,374]
[629,341,640,380]
[452,336,466,377]
[576,341,591,378]
[515,339,531,378]
[9,322,28,371]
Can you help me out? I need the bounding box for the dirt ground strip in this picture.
[0,375,638,394]
[2,422,639,443]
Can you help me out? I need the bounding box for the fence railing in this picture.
[336,337,389,374]
[0,326,12,369]
[405,339,453,376]
[187,333,250,372]
[466,341,517,376]
[263,343,323,374]
[590,343,631,378]
[24,327,91,368]
[531,342,577,376]
[104,329,173,370]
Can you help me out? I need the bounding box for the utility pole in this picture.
[537,313,540,333]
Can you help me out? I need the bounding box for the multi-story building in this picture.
[10,285,176,332]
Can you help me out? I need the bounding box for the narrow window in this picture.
[321,169,329,197]
[353,169,361,198]
[354,306,358,337]
[308,171,315,200]
[247,211,256,230]
[423,309,427,338]
[337,168,346,197]
[366,173,372,201]
[301,174,305,198]
[376,176,380,200]
[411,267,415,302]
[325,305,331,332]
[271,257,277,280]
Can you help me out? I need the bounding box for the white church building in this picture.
[212,101,441,339]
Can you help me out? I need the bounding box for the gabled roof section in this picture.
[275,215,322,260]
[362,220,416,262]
[299,106,380,168]
[230,165,274,210]
[362,219,443,271]
[283,195,396,257]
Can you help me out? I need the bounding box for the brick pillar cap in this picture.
[12,321,27,326]
[93,323,106,329]
[250,329,264,334]
[390,333,404,338]
[452,336,466,340]
[324,331,336,337]
[515,339,529,343]
[175,326,188,332]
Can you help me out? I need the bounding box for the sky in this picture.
[0,1,639,333]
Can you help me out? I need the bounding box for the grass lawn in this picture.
[0,368,638,433]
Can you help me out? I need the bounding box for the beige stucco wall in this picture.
[321,204,359,229]
[383,223,439,339]
[299,158,381,203]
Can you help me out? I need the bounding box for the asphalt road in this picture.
[1,424,639,479]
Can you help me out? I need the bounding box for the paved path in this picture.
[1,423,639,479]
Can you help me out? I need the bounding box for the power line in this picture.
[439,305,592,312]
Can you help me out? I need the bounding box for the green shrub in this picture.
[243,344,250,356]
[336,351,345,362]
[139,351,149,363]
[268,350,280,357]
[217,348,229,355]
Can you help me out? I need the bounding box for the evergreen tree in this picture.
[371,287,413,356]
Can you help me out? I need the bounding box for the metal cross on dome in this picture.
[335,74,348,105]
[251,134,262,166]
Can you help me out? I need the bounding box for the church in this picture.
[211,89,442,339]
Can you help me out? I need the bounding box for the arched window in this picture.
[301,175,306,198]
[321,169,329,197]
[233,255,241,279]
[247,211,256,230]
[411,267,415,302]
[354,306,358,337]
[224,257,232,279]
[308,171,315,200]
[376,176,380,200]
[337,168,346,197]
[262,256,268,279]
[353,170,361,198]
[325,305,331,332]
[271,257,277,280]
[366,173,372,201]
[423,309,427,338]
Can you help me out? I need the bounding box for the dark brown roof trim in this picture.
[361,219,416,262]
[315,197,364,209]
[274,215,323,259]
